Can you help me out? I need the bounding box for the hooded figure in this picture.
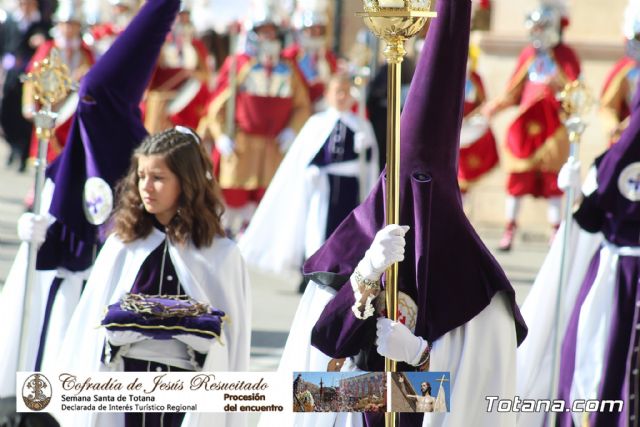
[0,0,180,398]
[521,63,640,427]
[269,0,527,426]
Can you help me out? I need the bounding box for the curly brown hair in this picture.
[112,127,225,247]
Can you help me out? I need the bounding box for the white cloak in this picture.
[238,108,378,279]
[53,229,251,427]
[0,179,88,398]
[516,174,605,427]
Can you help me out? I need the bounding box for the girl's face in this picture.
[137,154,181,225]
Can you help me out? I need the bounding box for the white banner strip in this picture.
[17,372,291,413]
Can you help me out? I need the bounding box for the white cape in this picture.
[238,108,378,278]
[54,229,251,427]
[257,280,363,427]
[0,179,88,397]
[516,220,603,427]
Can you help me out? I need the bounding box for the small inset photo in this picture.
[292,372,386,413]
[390,372,450,413]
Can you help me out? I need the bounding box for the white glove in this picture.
[216,134,235,156]
[354,131,370,154]
[376,317,427,365]
[106,330,148,347]
[17,212,48,244]
[174,334,215,353]
[557,160,581,193]
[276,127,296,152]
[357,224,409,281]
[305,165,321,186]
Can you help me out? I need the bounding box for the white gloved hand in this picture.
[174,334,215,353]
[106,330,148,347]
[305,165,321,186]
[557,160,581,193]
[376,317,427,365]
[17,212,49,244]
[216,134,235,156]
[276,127,296,153]
[357,224,409,281]
[353,131,370,154]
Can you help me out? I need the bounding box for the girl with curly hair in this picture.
[58,127,251,427]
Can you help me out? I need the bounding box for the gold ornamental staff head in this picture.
[22,48,73,108]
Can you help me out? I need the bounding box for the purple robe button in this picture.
[167,275,173,281]
[633,369,639,376]
[156,366,163,372]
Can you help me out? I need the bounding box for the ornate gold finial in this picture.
[558,80,594,118]
[22,48,73,108]
[557,80,594,143]
[358,0,436,63]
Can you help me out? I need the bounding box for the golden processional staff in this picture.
[18,49,73,370]
[548,80,593,427]
[357,1,435,426]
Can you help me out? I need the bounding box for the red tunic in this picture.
[502,44,581,198]
[458,70,499,192]
[142,37,210,132]
[199,53,311,205]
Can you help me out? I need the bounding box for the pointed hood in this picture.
[304,0,527,344]
[40,0,180,271]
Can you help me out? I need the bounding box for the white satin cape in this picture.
[238,108,378,279]
[53,229,251,427]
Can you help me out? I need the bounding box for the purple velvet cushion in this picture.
[101,295,225,340]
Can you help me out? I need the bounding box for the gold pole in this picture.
[384,41,403,375]
[357,3,436,426]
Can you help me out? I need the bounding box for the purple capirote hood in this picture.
[37,0,180,271]
[304,0,527,345]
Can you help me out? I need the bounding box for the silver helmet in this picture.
[525,4,562,51]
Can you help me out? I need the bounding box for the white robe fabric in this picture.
[238,108,378,278]
[516,189,604,427]
[423,292,517,427]
[568,242,638,426]
[53,229,251,427]
[0,179,89,398]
